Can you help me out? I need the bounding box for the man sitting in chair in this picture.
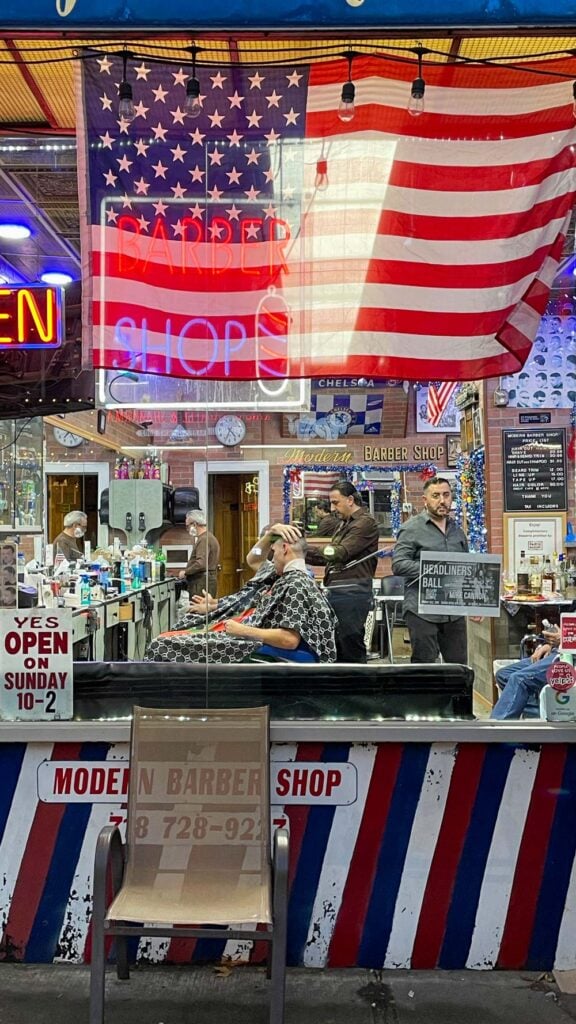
[146,533,337,664]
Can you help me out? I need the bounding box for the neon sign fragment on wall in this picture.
[0,285,64,349]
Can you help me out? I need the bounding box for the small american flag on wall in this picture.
[427,383,459,427]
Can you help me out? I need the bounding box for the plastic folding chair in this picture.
[90,705,289,1024]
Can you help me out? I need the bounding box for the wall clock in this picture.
[214,415,246,447]
[53,427,84,448]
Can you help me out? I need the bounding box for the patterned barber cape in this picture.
[171,560,278,633]
[146,567,337,664]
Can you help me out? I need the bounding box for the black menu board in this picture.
[503,428,567,512]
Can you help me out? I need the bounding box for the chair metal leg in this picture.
[385,605,395,664]
[115,936,130,981]
[270,829,289,1024]
[90,835,109,1024]
[90,826,124,1024]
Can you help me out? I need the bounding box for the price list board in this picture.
[503,428,567,512]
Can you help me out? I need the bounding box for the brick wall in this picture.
[164,387,451,524]
[45,409,143,469]
[483,379,575,559]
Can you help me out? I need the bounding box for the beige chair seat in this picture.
[108,878,272,926]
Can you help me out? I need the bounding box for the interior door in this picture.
[47,474,99,549]
[237,474,259,588]
[210,473,260,597]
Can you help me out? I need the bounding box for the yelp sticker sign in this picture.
[546,659,576,693]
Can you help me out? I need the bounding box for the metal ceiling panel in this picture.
[458,35,576,60]
[0,41,47,124]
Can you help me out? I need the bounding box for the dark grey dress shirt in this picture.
[392,511,469,623]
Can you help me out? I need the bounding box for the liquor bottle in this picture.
[516,551,530,596]
[541,557,555,596]
[529,557,542,596]
[566,560,576,601]
[555,554,565,595]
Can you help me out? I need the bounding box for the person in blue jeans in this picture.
[491,624,561,719]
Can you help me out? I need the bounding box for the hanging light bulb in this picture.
[338,51,356,123]
[572,81,576,121]
[314,157,329,191]
[118,51,135,123]
[408,45,428,117]
[185,45,202,119]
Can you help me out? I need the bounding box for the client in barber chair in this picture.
[146,534,337,664]
[169,522,290,632]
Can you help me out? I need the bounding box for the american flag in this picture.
[427,382,458,427]
[303,471,343,496]
[77,54,576,382]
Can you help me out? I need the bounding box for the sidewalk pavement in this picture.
[2,964,576,1024]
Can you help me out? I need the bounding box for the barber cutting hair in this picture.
[260,482,378,663]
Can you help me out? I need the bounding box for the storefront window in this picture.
[0,417,44,533]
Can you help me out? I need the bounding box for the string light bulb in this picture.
[315,156,329,191]
[185,45,202,119]
[338,51,356,123]
[118,51,135,123]
[408,45,428,117]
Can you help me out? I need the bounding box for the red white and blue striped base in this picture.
[1,739,575,969]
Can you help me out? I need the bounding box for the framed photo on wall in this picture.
[473,407,483,449]
[446,434,462,468]
[416,387,461,434]
[460,416,468,454]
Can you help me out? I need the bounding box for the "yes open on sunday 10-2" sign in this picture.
[418,552,502,618]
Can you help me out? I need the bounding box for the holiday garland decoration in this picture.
[455,446,487,553]
[390,476,402,537]
[283,463,436,536]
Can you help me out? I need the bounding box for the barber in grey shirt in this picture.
[392,476,476,664]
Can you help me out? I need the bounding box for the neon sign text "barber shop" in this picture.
[0,285,64,349]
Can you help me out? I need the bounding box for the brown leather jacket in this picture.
[306,506,379,585]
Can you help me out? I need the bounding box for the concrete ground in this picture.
[1,965,576,1024]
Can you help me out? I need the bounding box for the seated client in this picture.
[146,534,337,664]
[490,624,561,720]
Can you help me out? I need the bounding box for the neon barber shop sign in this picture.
[98,214,292,380]
[0,286,64,349]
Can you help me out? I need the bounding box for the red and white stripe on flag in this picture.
[303,472,341,496]
[427,383,458,427]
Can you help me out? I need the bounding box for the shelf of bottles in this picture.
[0,418,43,532]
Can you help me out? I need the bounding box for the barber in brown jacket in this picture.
[306,481,379,662]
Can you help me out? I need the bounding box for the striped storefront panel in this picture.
[1,739,575,969]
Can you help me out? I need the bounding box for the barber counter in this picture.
[71,579,176,661]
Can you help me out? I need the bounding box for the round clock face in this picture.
[214,415,246,447]
[53,427,84,448]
